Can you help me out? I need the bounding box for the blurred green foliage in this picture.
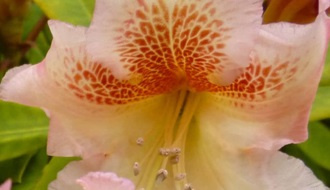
[310,86,330,121]
[13,148,48,190]
[320,46,330,86]
[299,122,330,171]
[0,153,34,183]
[0,102,48,161]
[0,0,329,189]
[23,4,52,64]
[34,0,94,26]
[32,157,79,190]
[0,0,30,78]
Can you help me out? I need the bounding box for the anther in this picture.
[133,162,140,176]
[156,169,168,182]
[136,137,144,146]
[159,148,166,155]
[175,173,186,180]
[165,148,171,155]
[159,148,170,156]
[171,147,181,155]
[184,183,194,190]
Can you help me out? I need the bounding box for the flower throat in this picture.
[133,90,200,190]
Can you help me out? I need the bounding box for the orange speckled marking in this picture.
[51,47,180,105]
[211,55,299,108]
[114,0,230,92]
[52,0,244,105]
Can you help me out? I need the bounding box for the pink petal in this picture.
[49,155,174,190]
[51,147,327,190]
[185,132,327,189]
[319,0,330,13]
[0,21,90,108]
[260,151,326,189]
[48,20,86,47]
[46,95,170,157]
[77,172,135,190]
[0,64,40,106]
[49,158,102,190]
[196,10,330,150]
[87,0,263,86]
[0,20,176,159]
[50,158,135,190]
[0,180,11,190]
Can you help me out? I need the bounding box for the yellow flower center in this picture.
[133,90,200,190]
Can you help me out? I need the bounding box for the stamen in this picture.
[133,162,141,176]
[136,137,144,146]
[156,169,168,182]
[135,92,200,189]
[135,98,174,188]
[159,148,170,156]
[171,147,181,155]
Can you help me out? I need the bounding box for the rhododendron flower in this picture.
[0,0,329,189]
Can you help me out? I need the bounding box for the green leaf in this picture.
[298,122,330,170]
[310,86,330,121]
[0,101,48,161]
[0,153,34,183]
[13,147,48,190]
[33,0,95,26]
[34,157,80,190]
[319,43,330,86]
